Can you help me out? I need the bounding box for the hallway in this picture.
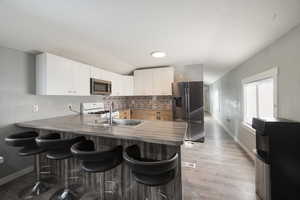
[182,114,258,200]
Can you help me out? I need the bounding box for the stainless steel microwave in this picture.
[90,78,111,95]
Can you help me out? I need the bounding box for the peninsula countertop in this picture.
[16,115,187,146]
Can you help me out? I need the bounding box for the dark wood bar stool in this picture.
[71,139,123,200]
[5,131,50,199]
[36,133,85,200]
[123,145,178,200]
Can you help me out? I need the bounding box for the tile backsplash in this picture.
[103,96,173,110]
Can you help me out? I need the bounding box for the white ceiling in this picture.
[0,0,300,84]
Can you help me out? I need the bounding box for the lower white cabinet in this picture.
[36,53,91,96]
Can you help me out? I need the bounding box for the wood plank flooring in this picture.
[182,114,259,200]
[0,114,259,200]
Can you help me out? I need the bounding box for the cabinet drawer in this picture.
[131,110,172,121]
[119,109,131,119]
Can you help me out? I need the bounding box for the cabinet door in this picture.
[73,63,90,96]
[46,54,73,95]
[90,66,101,79]
[153,67,174,95]
[124,75,134,96]
[134,69,153,95]
[111,73,121,96]
[134,70,143,95]
[143,69,153,95]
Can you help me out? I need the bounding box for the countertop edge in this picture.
[16,122,184,146]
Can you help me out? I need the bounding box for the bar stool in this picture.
[36,133,85,200]
[71,139,123,200]
[123,145,178,200]
[5,131,50,199]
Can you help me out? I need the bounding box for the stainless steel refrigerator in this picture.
[172,81,205,142]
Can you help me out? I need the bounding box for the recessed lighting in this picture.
[151,51,166,58]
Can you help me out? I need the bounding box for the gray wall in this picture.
[209,24,300,158]
[203,85,210,113]
[0,46,100,178]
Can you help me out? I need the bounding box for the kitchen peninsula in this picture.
[16,114,187,200]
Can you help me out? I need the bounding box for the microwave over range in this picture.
[90,78,111,95]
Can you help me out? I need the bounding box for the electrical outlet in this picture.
[182,161,196,168]
[33,104,39,113]
[68,104,72,110]
[0,156,4,164]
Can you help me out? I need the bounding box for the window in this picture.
[242,68,277,126]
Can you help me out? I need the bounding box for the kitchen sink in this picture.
[112,119,142,126]
[86,119,143,127]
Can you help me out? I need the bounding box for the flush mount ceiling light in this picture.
[151,51,166,58]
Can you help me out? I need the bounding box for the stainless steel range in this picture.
[80,102,108,115]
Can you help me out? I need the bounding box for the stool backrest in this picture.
[5,131,38,147]
[36,133,85,152]
[71,140,123,162]
[123,145,178,176]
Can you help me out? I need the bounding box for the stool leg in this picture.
[57,159,77,200]
[145,187,168,200]
[31,155,50,195]
[19,155,50,199]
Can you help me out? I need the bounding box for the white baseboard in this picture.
[0,166,34,186]
[212,115,255,162]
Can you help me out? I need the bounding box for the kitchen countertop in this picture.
[16,115,187,146]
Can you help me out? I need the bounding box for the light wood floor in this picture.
[182,114,259,200]
[0,114,259,200]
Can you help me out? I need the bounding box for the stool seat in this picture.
[5,131,39,148]
[36,133,86,200]
[82,158,121,173]
[4,131,51,199]
[133,170,176,186]
[19,146,45,156]
[123,145,178,187]
[36,133,85,161]
[71,140,123,173]
[46,151,73,160]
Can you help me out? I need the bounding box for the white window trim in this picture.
[241,67,278,133]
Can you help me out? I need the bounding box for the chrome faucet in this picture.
[108,102,114,125]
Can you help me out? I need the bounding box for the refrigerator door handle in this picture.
[185,87,188,120]
[187,86,190,121]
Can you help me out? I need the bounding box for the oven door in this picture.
[90,78,111,95]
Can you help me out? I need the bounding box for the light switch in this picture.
[33,104,39,113]
[0,156,4,164]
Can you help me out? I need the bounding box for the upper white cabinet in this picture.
[134,67,174,96]
[90,66,134,96]
[36,53,91,96]
[36,53,172,97]
[123,75,134,96]
[152,67,174,95]
[72,62,91,96]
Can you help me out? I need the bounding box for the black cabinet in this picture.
[252,118,300,200]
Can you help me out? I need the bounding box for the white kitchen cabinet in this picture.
[90,66,112,81]
[123,75,134,96]
[73,62,91,96]
[133,67,174,96]
[111,73,122,96]
[134,69,153,95]
[152,67,174,95]
[91,66,134,96]
[111,74,134,96]
[36,53,90,96]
